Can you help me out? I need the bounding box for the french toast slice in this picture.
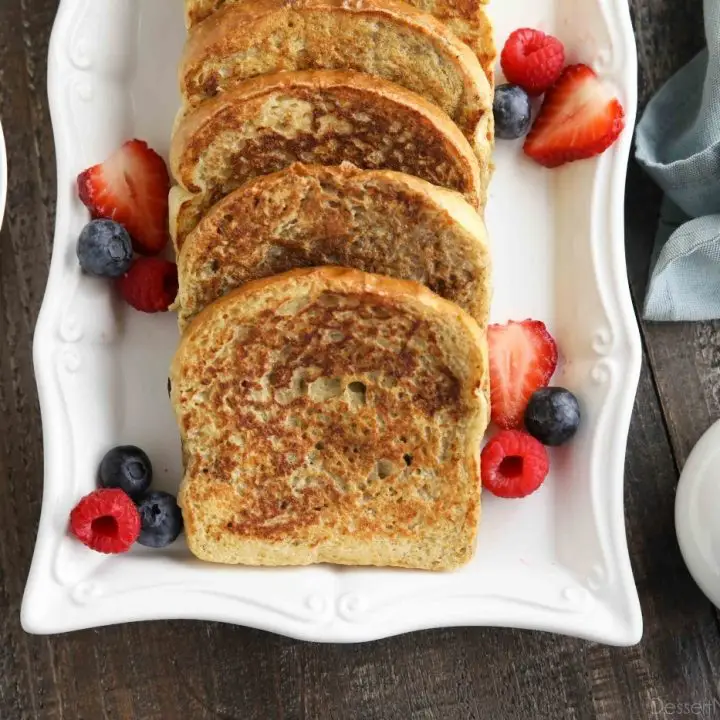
[169,70,484,249]
[178,0,494,159]
[174,163,492,331]
[182,0,497,83]
[170,267,489,569]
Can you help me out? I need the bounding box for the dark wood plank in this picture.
[631,0,706,109]
[645,322,720,464]
[0,0,66,718]
[618,0,720,715]
[0,0,718,719]
[629,0,720,469]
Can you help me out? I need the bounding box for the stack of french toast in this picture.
[168,0,496,570]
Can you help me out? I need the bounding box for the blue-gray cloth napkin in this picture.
[635,0,720,321]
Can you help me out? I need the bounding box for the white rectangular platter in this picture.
[23,0,643,644]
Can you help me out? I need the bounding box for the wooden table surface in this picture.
[1,1,718,718]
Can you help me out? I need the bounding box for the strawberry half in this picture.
[488,320,558,429]
[77,140,171,255]
[524,64,625,168]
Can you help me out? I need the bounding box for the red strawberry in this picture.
[69,488,141,553]
[77,140,171,255]
[117,257,178,313]
[488,320,558,429]
[501,28,565,96]
[481,430,550,499]
[524,64,626,168]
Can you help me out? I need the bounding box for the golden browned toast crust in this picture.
[178,0,494,157]
[175,163,492,330]
[171,267,489,569]
[183,0,497,81]
[169,70,484,248]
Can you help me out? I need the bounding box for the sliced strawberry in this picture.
[524,64,625,168]
[77,140,171,255]
[488,320,558,429]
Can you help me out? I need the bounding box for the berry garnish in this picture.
[525,387,581,446]
[77,219,133,278]
[493,84,532,140]
[116,257,178,312]
[69,488,141,553]
[99,445,153,500]
[524,64,626,168]
[500,28,565,96]
[481,430,550,499]
[77,139,171,255]
[136,492,184,548]
[488,319,558,429]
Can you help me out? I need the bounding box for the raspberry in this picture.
[501,28,565,96]
[69,488,141,553]
[117,257,178,312]
[481,430,550,499]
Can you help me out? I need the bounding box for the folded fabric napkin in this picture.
[635,0,720,321]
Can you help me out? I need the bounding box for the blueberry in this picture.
[136,491,183,548]
[77,219,133,277]
[99,445,152,499]
[493,84,532,140]
[525,387,581,446]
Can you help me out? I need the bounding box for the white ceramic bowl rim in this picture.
[0,121,7,230]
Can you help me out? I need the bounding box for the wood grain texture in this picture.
[0,0,718,718]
